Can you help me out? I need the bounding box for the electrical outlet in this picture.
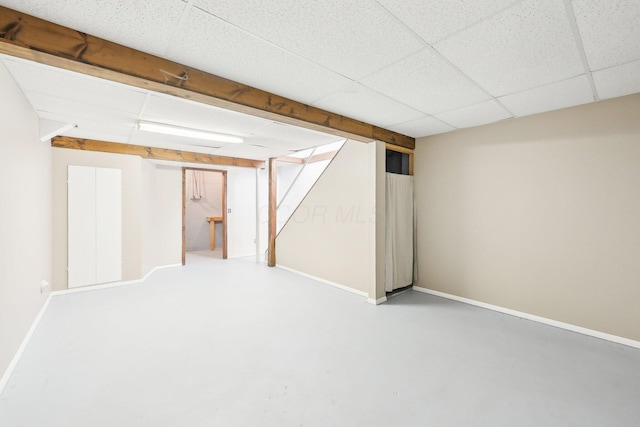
[39,280,50,294]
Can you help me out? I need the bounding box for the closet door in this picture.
[68,166,122,288]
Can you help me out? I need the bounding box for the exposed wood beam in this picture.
[385,143,414,155]
[52,136,265,169]
[307,150,339,163]
[276,156,305,164]
[268,158,277,267]
[0,6,415,150]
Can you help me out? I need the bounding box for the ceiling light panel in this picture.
[434,100,512,129]
[435,0,584,97]
[128,134,219,155]
[376,0,520,43]
[0,0,186,56]
[192,0,424,80]
[498,75,595,117]
[388,116,456,138]
[312,82,424,128]
[137,121,243,144]
[572,0,640,71]
[592,60,640,100]
[361,48,489,115]
[165,7,352,105]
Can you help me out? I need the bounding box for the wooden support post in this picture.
[267,158,277,267]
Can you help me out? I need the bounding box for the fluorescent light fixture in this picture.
[138,121,243,144]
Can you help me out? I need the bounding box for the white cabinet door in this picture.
[68,166,97,288]
[96,167,122,284]
[68,166,122,288]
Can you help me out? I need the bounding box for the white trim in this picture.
[1,263,183,394]
[53,263,182,296]
[276,264,369,298]
[367,296,388,305]
[412,286,640,349]
[0,295,52,395]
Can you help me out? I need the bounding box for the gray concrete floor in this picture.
[1,253,639,426]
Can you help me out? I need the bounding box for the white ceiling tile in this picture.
[376,0,520,43]
[1,58,147,114]
[361,48,489,114]
[388,116,456,138]
[1,0,186,56]
[251,122,343,146]
[37,111,134,143]
[573,0,640,71]
[142,93,272,135]
[243,138,320,154]
[435,0,584,96]
[498,75,595,117]
[213,144,291,161]
[165,6,353,105]
[192,0,424,79]
[25,92,140,126]
[592,60,640,100]
[311,83,425,128]
[434,100,512,129]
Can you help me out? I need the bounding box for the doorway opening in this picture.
[182,168,228,265]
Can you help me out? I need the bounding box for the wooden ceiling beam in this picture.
[0,6,415,150]
[52,136,265,169]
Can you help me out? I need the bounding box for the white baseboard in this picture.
[412,285,640,349]
[0,294,52,395]
[0,263,182,395]
[367,296,388,305]
[276,264,369,298]
[52,263,182,296]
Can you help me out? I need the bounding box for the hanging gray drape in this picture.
[385,173,415,292]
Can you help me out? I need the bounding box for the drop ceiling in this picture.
[1,0,639,158]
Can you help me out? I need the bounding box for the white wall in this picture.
[414,93,640,342]
[277,139,378,297]
[52,149,143,290]
[141,160,182,276]
[0,63,51,379]
[53,152,183,290]
[184,170,223,251]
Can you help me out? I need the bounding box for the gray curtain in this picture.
[385,173,415,292]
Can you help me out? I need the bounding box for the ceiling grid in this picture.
[0,0,638,158]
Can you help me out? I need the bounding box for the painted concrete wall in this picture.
[0,63,51,379]
[277,139,377,296]
[141,160,182,276]
[414,93,640,341]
